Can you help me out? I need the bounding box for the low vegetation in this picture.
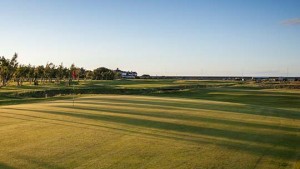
[0,79,299,168]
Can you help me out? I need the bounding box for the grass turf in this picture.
[0,80,300,168]
[0,91,299,168]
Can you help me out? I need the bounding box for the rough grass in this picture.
[0,79,234,105]
[0,92,299,168]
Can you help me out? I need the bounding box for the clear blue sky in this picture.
[1,0,299,76]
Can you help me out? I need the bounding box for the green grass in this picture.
[0,80,299,168]
[0,79,234,105]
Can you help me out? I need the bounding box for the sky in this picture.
[0,0,299,76]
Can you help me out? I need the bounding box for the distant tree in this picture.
[114,72,122,79]
[13,64,37,86]
[50,63,57,82]
[14,64,28,86]
[93,67,116,80]
[0,53,128,86]
[79,67,86,80]
[85,70,93,80]
[141,74,151,79]
[0,53,18,86]
[68,63,77,85]
[44,62,55,82]
[63,67,70,81]
[27,65,35,84]
[35,65,45,83]
[57,63,64,83]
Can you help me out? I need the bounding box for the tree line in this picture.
[0,53,120,87]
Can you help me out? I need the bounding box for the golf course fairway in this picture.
[0,94,299,169]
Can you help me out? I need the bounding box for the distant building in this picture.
[277,77,297,82]
[287,77,296,82]
[115,68,137,79]
[252,77,269,82]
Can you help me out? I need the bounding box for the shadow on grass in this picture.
[11,154,65,169]
[2,111,212,143]
[151,88,300,109]
[5,107,299,160]
[0,96,74,106]
[56,103,300,133]
[77,97,300,120]
[0,163,16,169]
[0,114,101,131]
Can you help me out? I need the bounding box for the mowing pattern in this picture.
[0,95,299,169]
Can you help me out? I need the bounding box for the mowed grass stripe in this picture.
[0,94,299,168]
[77,95,300,120]
[59,95,300,128]
[3,96,299,149]
[49,101,300,135]
[1,105,297,157]
[2,95,297,150]
[4,97,299,136]
[6,105,294,147]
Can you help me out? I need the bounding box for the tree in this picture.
[14,64,27,86]
[57,63,64,83]
[141,74,151,79]
[92,67,116,80]
[35,65,45,83]
[79,67,86,80]
[63,67,70,81]
[27,65,35,84]
[0,53,18,86]
[1,53,124,86]
[44,62,55,82]
[69,64,82,80]
[85,70,93,80]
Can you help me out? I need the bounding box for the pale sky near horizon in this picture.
[0,0,299,76]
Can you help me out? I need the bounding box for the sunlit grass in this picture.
[0,94,299,169]
[0,80,299,168]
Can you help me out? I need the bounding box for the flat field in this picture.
[0,80,299,169]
